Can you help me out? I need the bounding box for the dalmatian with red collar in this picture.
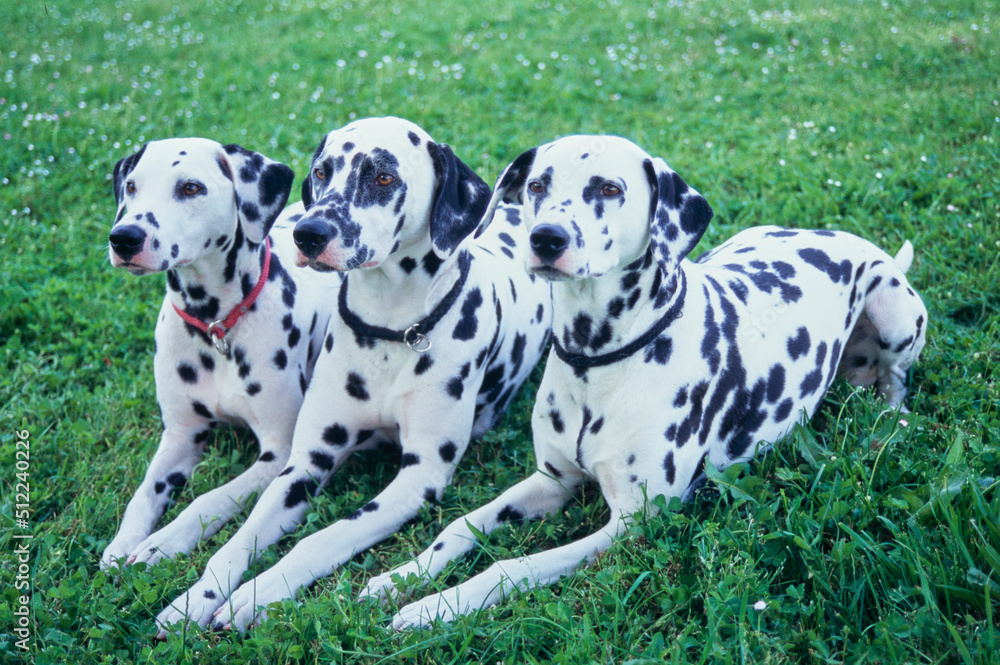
[102,139,341,570]
[153,117,552,635]
[362,134,927,628]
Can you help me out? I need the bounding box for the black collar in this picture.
[338,250,471,351]
[552,270,687,369]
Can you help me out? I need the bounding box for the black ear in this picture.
[473,146,538,239]
[426,141,492,255]
[301,176,314,210]
[643,157,713,278]
[111,143,147,222]
[220,144,295,244]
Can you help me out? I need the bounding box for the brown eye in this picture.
[601,184,621,197]
[183,182,202,196]
[126,181,136,195]
[314,167,325,181]
[376,173,395,186]
[527,180,543,193]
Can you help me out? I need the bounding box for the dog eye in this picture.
[527,180,544,194]
[182,182,202,196]
[376,173,395,186]
[125,181,136,195]
[601,184,621,197]
[313,167,325,181]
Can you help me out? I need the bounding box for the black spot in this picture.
[400,256,417,273]
[815,341,828,367]
[285,478,319,508]
[325,333,334,352]
[166,471,186,489]
[774,398,794,422]
[177,362,198,384]
[346,372,370,400]
[203,590,216,600]
[192,401,213,419]
[154,481,166,494]
[439,441,457,463]
[765,365,786,403]
[246,382,262,396]
[401,452,420,468]
[452,288,483,341]
[787,327,811,361]
[549,409,565,433]
[544,461,563,479]
[414,354,434,375]
[323,424,349,446]
[310,450,335,471]
[644,336,673,365]
[422,251,443,276]
[433,541,445,551]
[407,131,421,146]
[446,376,464,400]
[279,466,295,477]
[497,505,525,524]
[799,369,823,398]
[673,387,688,408]
[424,487,437,503]
[288,326,301,348]
[590,417,604,434]
[664,451,676,485]
[300,372,309,394]
[259,451,276,462]
[199,352,215,371]
[273,349,287,369]
[798,248,852,285]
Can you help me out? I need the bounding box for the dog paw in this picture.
[359,562,422,604]
[154,585,227,639]
[391,591,458,630]
[101,534,146,570]
[209,569,293,633]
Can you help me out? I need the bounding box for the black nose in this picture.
[293,218,335,258]
[109,225,147,260]
[529,224,570,262]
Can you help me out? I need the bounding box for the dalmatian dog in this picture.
[154,117,552,635]
[362,135,927,628]
[102,138,341,570]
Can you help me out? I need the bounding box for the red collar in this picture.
[172,238,271,355]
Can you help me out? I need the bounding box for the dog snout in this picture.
[294,218,335,259]
[109,224,147,260]
[529,224,570,262]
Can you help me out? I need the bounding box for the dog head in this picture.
[293,116,491,272]
[109,138,294,275]
[476,135,713,281]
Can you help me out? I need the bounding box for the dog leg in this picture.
[361,469,582,605]
[126,429,292,567]
[101,427,206,569]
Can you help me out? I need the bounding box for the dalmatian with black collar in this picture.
[362,134,927,628]
[102,139,341,570]
[154,117,552,634]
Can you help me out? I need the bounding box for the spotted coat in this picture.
[101,138,341,571]
[364,134,928,628]
[155,117,552,634]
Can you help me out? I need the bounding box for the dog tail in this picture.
[893,240,914,273]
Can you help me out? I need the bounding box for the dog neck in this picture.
[338,241,465,333]
[165,228,269,325]
[549,247,683,359]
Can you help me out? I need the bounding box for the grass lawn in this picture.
[1,0,998,662]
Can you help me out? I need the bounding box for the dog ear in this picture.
[426,141,492,254]
[111,143,147,222]
[300,177,314,210]
[643,157,713,278]
[473,146,538,239]
[220,144,295,244]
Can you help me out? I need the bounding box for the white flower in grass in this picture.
[753,600,767,611]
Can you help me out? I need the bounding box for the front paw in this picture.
[209,570,295,633]
[359,562,423,604]
[392,592,458,630]
[155,585,228,639]
[101,533,146,570]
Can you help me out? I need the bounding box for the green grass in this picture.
[1,0,999,662]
